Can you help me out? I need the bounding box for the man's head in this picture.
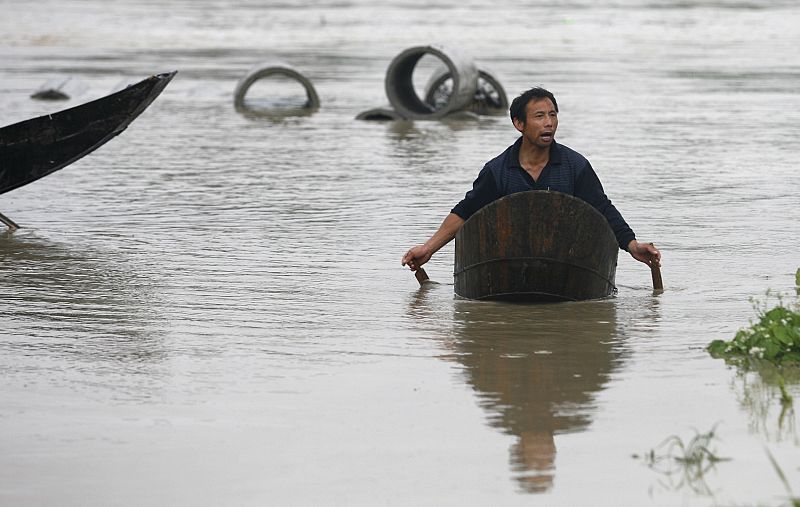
[511,87,559,149]
[509,87,558,124]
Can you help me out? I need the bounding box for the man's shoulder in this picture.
[484,137,522,171]
[553,141,590,168]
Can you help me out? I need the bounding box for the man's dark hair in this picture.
[509,87,558,123]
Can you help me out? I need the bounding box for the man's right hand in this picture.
[401,245,432,271]
[401,213,466,272]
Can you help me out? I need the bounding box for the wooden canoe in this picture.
[454,190,619,302]
[0,71,176,196]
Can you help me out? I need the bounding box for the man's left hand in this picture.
[627,240,661,267]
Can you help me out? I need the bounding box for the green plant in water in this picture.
[731,361,798,445]
[634,424,729,496]
[636,427,800,506]
[709,269,800,366]
[702,270,800,506]
[765,447,800,507]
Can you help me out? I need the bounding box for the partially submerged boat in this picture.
[0,71,177,229]
[453,190,619,302]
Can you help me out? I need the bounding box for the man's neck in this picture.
[518,139,551,176]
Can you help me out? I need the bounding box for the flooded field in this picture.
[1,1,799,505]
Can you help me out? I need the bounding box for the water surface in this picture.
[2,1,799,505]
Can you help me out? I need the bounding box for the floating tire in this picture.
[355,106,407,121]
[234,62,320,116]
[424,67,508,116]
[384,45,478,120]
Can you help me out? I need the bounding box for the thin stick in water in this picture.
[414,267,430,285]
[0,211,19,231]
[649,242,663,293]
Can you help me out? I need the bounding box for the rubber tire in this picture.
[424,67,509,116]
[355,106,407,121]
[234,62,320,114]
[384,45,478,120]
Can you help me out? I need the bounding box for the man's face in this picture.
[514,98,558,148]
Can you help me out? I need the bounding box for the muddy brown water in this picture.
[2,1,799,505]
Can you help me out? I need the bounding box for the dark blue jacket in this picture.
[451,137,636,250]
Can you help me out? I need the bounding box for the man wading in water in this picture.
[401,86,661,273]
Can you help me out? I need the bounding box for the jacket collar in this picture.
[509,136,562,169]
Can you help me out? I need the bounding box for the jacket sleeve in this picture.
[451,165,502,220]
[575,162,636,250]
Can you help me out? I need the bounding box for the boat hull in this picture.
[0,71,176,196]
[454,191,619,302]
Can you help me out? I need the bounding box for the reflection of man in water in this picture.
[450,302,622,493]
[513,431,556,493]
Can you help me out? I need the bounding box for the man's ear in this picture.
[512,117,524,133]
